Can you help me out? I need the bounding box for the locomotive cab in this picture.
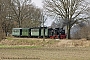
[50,28,66,39]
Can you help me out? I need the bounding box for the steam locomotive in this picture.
[12,27,66,39]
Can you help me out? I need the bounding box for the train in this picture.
[12,27,66,39]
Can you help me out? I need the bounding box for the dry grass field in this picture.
[0,37,90,60]
[0,47,90,60]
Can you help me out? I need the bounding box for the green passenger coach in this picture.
[12,28,22,37]
[12,27,53,38]
[31,28,40,37]
[40,27,53,37]
[21,28,30,37]
[41,27,48,37]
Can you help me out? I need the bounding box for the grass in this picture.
[6,37,13,40]
[0,45,41,49]
[0,37,60,47]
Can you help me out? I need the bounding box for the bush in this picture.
[73,26,90,39]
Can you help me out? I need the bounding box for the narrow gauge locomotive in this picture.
[12,27,66,39]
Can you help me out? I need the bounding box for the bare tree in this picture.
[43,0,89,39]
[0,0,7,39]
[11,0,42,28]
[0,25,5,41]
[0,0,15,36]
[22,5,42,28]
[73,26,89,39]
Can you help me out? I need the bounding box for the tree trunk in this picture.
[67,24,71,39]
[18,19,22,28]
[67,28,71,39]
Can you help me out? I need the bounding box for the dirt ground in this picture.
[0,38,90,60]
[0,47,90,60]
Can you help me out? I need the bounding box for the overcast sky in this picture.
[32,0,53,26]
[32,0,43,8]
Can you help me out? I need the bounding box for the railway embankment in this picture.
[0,37,90,47]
